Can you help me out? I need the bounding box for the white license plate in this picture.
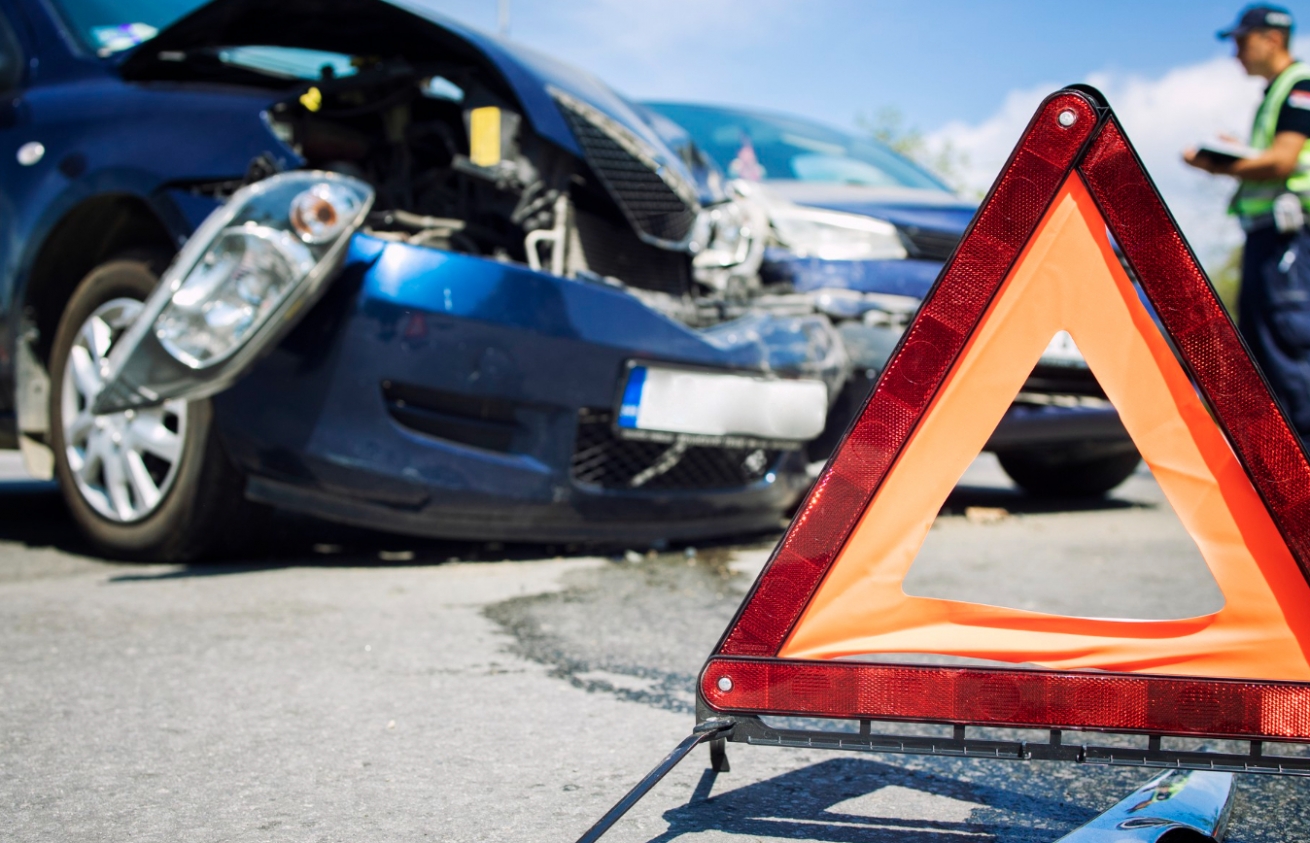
[617,365,827,442]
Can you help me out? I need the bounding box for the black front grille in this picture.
[556,101,697,244]
[574,209,691,295]
[901,226,962,262]
[571,410,778,491]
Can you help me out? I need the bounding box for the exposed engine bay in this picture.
[247,56,916,404]
[258,60,731,295]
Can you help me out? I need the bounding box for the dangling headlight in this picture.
[154,224,318,367]
[150,174,370,368]
[769,205,908,261]
[92,171,374,413]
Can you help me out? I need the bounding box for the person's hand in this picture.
[1183,147,1222,173]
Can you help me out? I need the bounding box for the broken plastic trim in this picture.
[92,171,374,414]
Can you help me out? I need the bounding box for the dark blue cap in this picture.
[1219,4,1295,39]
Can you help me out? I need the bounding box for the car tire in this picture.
[47,254,251,561]
[996,446,1142,498]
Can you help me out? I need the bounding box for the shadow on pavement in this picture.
[0,479,608,578]
[102,515,600,582]
[0,481,98,556]
[941,483,1149,516]
[0,469,1151,581]
[650,756,1098,842]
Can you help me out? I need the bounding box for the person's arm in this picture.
[1184,131,1307,179]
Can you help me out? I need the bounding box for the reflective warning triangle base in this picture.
[700,85,1310,749]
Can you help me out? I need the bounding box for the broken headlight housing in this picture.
[690,189,770,292]
[153,224,317,367]
[768,204,908,261]
[92,171,373,413]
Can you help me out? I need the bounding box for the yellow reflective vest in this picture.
[1233,61,1310,224]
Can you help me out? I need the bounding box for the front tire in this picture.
[48,256,248,561]
[996,445,1141,498]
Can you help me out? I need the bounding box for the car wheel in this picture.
[48,255,249,561]
[996,446,1142,498]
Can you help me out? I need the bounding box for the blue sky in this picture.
[419,0,1263,132]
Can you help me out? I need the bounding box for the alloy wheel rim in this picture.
[60,298,189,523]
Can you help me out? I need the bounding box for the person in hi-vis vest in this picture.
[1186,4,1310,442]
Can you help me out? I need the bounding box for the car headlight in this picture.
[690,189,770,291]
[90,171,374,414]
[154,225,317,367]
[152,173,371,369]
[769,205,908,261]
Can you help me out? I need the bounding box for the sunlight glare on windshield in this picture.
[52,0,210,55]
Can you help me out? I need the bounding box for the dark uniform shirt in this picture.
[1273,76,1310,136]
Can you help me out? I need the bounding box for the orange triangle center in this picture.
[778,174,1310,682]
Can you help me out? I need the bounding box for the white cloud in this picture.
[928,54,1268,269]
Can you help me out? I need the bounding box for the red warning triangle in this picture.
[700,88,1310,741]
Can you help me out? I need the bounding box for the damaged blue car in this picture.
[0,0,864,559]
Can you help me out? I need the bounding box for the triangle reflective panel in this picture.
[700,87,1310,742]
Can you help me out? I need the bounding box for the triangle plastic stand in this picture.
[572,85,1310,843]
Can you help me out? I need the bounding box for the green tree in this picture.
[858,106,973,194]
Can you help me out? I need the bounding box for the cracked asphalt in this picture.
[2,452,1308,841]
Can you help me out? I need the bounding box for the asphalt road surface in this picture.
[2,452,1307,842]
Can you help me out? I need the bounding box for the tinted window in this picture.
[646,103,950,192]
[0,13,22,91]
[51,0,208,55]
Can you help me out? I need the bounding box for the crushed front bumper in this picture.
[211,235,822,543]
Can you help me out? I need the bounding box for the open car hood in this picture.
[120,0,704,197]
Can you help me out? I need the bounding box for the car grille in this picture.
[553,91,699,245]
[901,226,962,262]
[573,209,691,295]
[571,409,778,491]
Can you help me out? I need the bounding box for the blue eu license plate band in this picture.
[618,366,647,429]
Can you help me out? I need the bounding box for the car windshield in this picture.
[51,1,362,78]
[51,0,211,55]
[645,103,950,192]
